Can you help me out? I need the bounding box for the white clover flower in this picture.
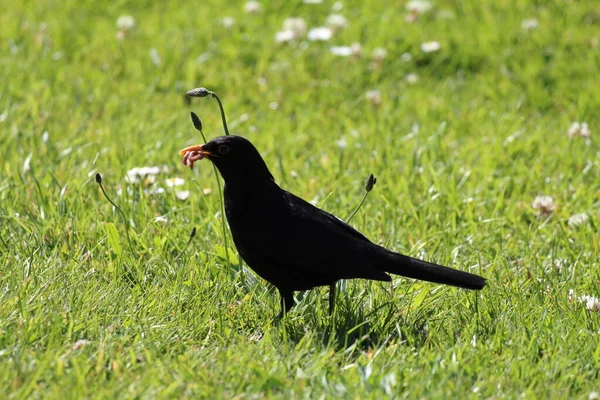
[283,17,307,37]
[330,43,361,57]
[568,289,577,303]
[580,295,600,312]
[308,27,333,41]
[73,339,92,350]
[568,213,588,227]
[116,15,136,31]
[568,122,591,138]
[275,30,296,43]
[532,195,555,216]
[335,137,348,149]
[365,90,381,106]
[406,0,432,14]
[586,297,600,312]
[244,1,262,14]
[126,166,161,184]
[154,215,168,223]
[421,41,441,53]
[372,47,388,61]
[143,187,164,195]
[405,73,419,84]
[221,17,235,28]
[175,190,190,200]
[165,177,185,187]
[521,18,539,30]
[330,46,353,57]
[326,14,348,30]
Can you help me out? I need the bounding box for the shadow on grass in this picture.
[276,287,436,355]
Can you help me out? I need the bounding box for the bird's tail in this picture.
[373,247,486,290]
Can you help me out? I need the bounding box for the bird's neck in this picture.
[223,177,278,198]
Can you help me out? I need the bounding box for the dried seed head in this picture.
[365,174,377,192]
[190,226,197,239]
[186,87,210,98]
[190,112,203,131]
[95,173,102,184]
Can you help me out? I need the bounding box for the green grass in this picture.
[1,0,599,398]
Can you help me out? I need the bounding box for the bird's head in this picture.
[179,135,274,184]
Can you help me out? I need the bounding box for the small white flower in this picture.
[401,52,412,62]
[146,187,165,195]
[330,46,353,57]
[532,195,555,216]
[553,258,563,272]
[587,297,600,312]
[275,30,296,43]
[406,0,432,14]
[149,48,162,66]
[568,122,591,138]
[126,166,161,184]
[290,170,298,178]
[372,47,388,61]
[580,295,600,312]
[116,15,136,31]
[154,215,168,223]
[568,213,588,227]
[308,27,333,41]
[73,339,92,350]
[326,14,348,30]
[521,18,539,30]
[568,289,577,303]
[335,137,348,149]
[589,391,600,400]
[165,177,185,187]
[365,90,381,106]
[176,190,190,200]
[283,17,307,37]
[202,188,212,195]
[421,41,441,53]
[405,73,419,84]
[221,17,235,28]
[244,1,262,14]
[303,0,322,3]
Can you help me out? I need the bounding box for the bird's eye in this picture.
[218,145,230,155]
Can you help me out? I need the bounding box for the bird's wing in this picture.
[247,189,390,282]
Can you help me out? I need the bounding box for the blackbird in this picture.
[180,135,486,318]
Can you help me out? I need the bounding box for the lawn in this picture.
[1,0,599,398]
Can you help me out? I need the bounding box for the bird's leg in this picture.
[329,283,337,315]
[276,289,295,320]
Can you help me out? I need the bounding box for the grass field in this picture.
[1,0,599,398]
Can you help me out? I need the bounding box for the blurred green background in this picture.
[1,0,599,398]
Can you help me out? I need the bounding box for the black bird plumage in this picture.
[180,135,486,318]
